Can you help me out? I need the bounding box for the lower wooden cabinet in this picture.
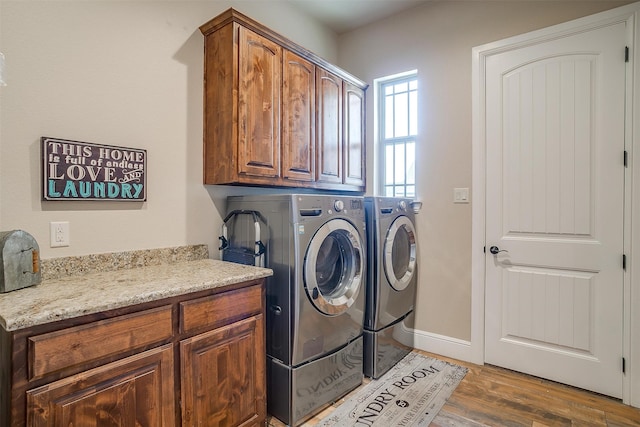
[27,344,175,427]
[1,279,266,427]
[181,316,265,427]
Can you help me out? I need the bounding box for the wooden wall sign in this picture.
[42,137,147,201]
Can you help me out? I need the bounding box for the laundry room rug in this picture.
[316,352,468,427]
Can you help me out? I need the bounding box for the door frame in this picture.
[471,2,640,406]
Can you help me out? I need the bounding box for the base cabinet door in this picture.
[180,315,266,427]
[26,344,175,427]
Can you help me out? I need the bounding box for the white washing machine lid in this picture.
[383,215,417,291]
[303,218,364,315]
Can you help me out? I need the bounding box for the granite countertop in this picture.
[0,259,273,332]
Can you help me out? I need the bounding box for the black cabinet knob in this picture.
[270,305,282,315]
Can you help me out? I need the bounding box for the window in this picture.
[377,72,417,197]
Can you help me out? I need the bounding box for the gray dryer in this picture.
[364,196,418,379]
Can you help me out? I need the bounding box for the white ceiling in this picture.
[286,0,431,34]
[287,0,632,34]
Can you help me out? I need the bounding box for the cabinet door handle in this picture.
[270,305,282,315]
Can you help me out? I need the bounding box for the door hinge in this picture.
[624,151,628,167]
[626,46,630,62]
[623,357,626,373]
[623,254,627,270]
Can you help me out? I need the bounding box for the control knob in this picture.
[334,200,344,212]
[398,200,407,211]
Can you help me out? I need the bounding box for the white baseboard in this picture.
[399,325,480,364]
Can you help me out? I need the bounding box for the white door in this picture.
[484,20,626,398]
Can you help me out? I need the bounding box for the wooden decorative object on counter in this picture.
[199,8,367,192]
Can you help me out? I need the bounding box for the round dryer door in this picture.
[304,219,364,315]
[383,215,417,291]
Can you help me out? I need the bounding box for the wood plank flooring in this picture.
[267,349,640,426]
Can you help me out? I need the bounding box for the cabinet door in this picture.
[316,68,343,184]
[238,27,282,179]
[181,315,266,427]
[343,82,366,187]
[282,50,315,183]
[27,344,175,427]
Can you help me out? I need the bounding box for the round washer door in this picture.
[304,218,364,315]
[383,215,417,291]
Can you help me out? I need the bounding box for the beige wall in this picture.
[337,1,632,341]
[1,0,633,345]
[0,0,336,259]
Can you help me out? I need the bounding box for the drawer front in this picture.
[29,305,173,380]
[180,284,263,334]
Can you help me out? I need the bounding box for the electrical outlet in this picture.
[50,221,70,247]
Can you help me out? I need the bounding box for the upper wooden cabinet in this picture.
[316,68,343,185]
[343,82,366,188]
[200,8,368,192]
[282,50,315,183]
[238,28,282,180]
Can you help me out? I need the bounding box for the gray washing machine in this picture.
[225,194,366,426]
[364,197,418,379]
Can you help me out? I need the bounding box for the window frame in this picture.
[375,70,418,198]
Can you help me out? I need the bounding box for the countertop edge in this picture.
[0,259,273,332]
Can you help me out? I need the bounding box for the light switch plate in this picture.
[454,188,470,204]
